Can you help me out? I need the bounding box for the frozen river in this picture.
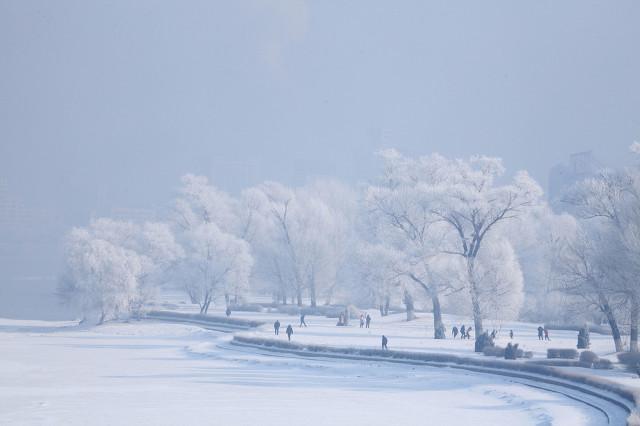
[0,319,625,425]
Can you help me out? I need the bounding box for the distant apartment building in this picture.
[548,151,602,213]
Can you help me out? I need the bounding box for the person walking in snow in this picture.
[382,335,388,350]
[452,326,459,339]
[509,329,514,340]
[274,320,281,335]
[460,325,466,339]
[466,326,473,339]
[544,327,550,341]
[360,314,365,328]
[365,314,372,329]
[225,306,231,317]
[286,324,294,341]
[299,313,307,327]
[537,326,544,340]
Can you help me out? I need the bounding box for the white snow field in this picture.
[0,318,627,426]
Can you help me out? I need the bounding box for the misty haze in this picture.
[1,1,639,425]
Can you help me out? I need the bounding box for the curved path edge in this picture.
[228,338,639,425]
[144,311,639,425]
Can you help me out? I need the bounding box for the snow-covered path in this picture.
[0,319,620,425]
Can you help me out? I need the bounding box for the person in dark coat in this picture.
[382,335,388,350]
[460,325,466,339]
[490,329,497,339]
[225,307,231,317]
[452,326,459,339]
[509,329,514,340]
[299,313,307,327]
[274,320,281,335]
[286,324,294,341]
[365,314,372,329]
[466,326,473,339]
[537,326,544,340]
[359,314,365,328]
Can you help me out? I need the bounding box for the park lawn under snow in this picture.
[0,318,617,426]
[162,299,620,361]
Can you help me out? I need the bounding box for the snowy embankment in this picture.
[146,310,264,332]
[146,303,640,424]
[2,318,621,426]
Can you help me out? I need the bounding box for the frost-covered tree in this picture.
[472,238,524,324]
[554,224,626,352]
[367,152,459,338]
[353,242,402,317]
[172,175,253,312]
[58,218,179,323]
[179,222,252,313]
[562,148,640,352]
[248,181,350,307]
[369,150,540,341]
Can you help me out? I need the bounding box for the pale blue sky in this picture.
[0,1,639,318]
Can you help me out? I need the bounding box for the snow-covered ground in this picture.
[0,318,623,425]
[161,299,621,361]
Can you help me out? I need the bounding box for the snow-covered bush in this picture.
[547,348,578,359]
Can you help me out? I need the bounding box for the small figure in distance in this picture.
[537,326,544,340]
[452,326,459,339]
[360,314,365,328]
[274,319,281,335]
[382,335,388,350]
[460,325,466,339]
[286,324,294,341]
[509,329,514,340]
[299,313,307,328]
[365,313,372,329]
[466,326,473,339]
[544,327,550,341]
[225,306,231,317]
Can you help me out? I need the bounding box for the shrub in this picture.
[617,352,640,372]
[522,351,533,359]
[547,348,578,359]
[483,346,505,357]
[579,351,599,364]
[593,359,613,370]
[230,303,264,313]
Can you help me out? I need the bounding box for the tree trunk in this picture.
[403,289,416,321]
[309,286,317,308]
[406,273,444,339]
[379,304,384,317]
[432,295,445,339]
[631,295,639,352]
[384,296,390,316]
[296,289,302,307]
[224,293,230,307]
[599,294,624,352]
[467,258,484,340]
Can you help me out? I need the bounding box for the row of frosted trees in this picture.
[59,147,640,353]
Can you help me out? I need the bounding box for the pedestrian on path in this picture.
[286,324,294,341]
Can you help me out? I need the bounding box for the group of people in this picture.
[273,320,295,341]
[359,313,372,329]
[537,326,550,341]
[451,325,473,339]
